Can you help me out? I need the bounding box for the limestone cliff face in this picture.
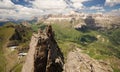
[64,48,113,72]
[22,25,64,72]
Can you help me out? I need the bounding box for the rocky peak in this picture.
[22,25,64,72]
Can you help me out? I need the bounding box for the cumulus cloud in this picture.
[0,0,91,20]
[0,0,68,20]
[90,6,103,10]
[14,5,44,18]
[1,0,114,20]
[0,0,15,9]
[89,6,105,12]
[69,0,90,9]
[105,0,120,7]
[0,0,45,20]
[32,0,67,9]
[72,2,83,9]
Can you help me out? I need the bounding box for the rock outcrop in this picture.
[64,48,113,72]
[9,24,32,41]
[22,25,64,72]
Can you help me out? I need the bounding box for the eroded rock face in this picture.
[22,25,64,72]
[64,48,113,72]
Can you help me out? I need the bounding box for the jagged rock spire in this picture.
[22,25,64,72]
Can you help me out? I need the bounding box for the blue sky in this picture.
[83,0,105,6]
[0,0,120,20]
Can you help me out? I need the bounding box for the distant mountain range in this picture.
[0,12,120,27]
[0,17,38,26]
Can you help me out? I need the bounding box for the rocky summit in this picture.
[22,25,64,72]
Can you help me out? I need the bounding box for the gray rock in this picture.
[64,48,113,72]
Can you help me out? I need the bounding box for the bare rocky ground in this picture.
[64,48,113,72]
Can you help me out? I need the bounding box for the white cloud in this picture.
[0,0,45,20]
[32,0,67,9]
[90,6,103,10]
[105,0,120,7]
[72,2,84,9]
[70,0,90,9]
[70,0,90,3]
[106,8,120,16]
[31,0,74,15]
[0,0,103,20]
[89,6,105,12]
[0,0,15,9]
[98,9,105,12]
[31,0,90,11]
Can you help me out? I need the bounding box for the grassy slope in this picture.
[0,24,32,72]
[51,24,120,72]
[0,26,15,71]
